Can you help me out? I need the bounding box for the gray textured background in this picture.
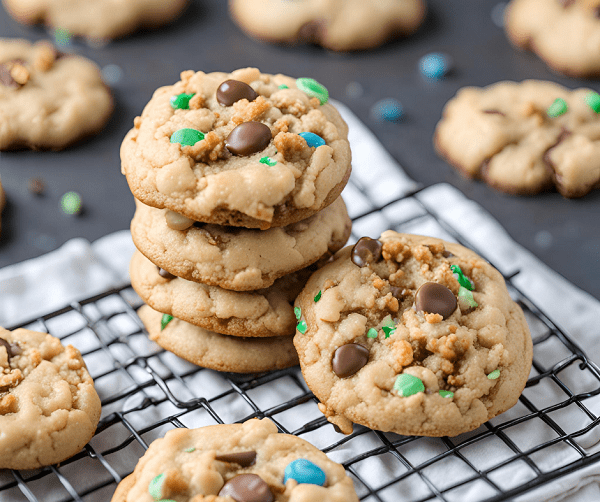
[0,0,599,300]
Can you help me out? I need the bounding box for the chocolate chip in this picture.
[0,338,13,359]
[332,424,343,434]
[225,122,272,156]
[390,286,406,300]
[415,282,457,320]
[218,474,274,502]
[217,80,259,107]
[351,237,383,267]
[157,267,176,280]
[215,450,257,467]
[332,344,369,378]
[482,109,505,116]
[0,64,19,88]
[442,249,454,258]
[297,19,326,44]
[594,5,600,18]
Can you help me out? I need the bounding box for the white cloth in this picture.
[0,102,598,502]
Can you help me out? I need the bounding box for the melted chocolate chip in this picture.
[217,80,259,107]
[218,474,274,502]
[442,249,454,258]
[482,109,506,116]
[332,344,369,378]
[225,122,272,156]
[215,450,257,467]
[0,338,13,359]
[297,19,326,44]
[0,64,19,88]
[415,282,457,320]
[157,267,176,280]
[351,237,383,267]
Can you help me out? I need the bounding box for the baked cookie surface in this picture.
[131,197,351,291]
[229,0,426,51]
[2,0,188,41]
[505,0,600,77]
[121,68,352,229]
[138,305,299,373]
[294,232,532,437]
[434,80,600,197]
[130,251,312,338]
[0,326,101,469]
[111,418,358,502]
[0,38,113,150]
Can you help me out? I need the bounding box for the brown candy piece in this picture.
[215,450,257,467]
[217,79,258,107]
[351,237,383,267]
[415,282,457,320]
[332,344,369,378]
[157,267,176,280]
[218,474,274,502]
[225,122,272,156]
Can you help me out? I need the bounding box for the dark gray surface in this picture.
[0,0,599,300]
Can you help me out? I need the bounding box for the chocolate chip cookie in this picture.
[130,197,351,291]
[229,0,426,51]
[505,0,600,77]
[111,418,358,502]
[434,80,600,197]
[2,0,188,41]
[0,326,101,469]
[0,38,113,150]
[294,232,533,437]
[121,68,352,229]
[138,305,299,373]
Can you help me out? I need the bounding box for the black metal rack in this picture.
[3,181,600,502]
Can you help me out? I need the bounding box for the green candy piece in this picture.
[297,320,307,334]
[161,314,174,331]
[439,390,454,398]
[450,265,474,291]
[487,369,501,380]
[547,98,568,118]
[259,156,277,166]
[296,78,329,105]
[585,91,600,113]
[60,191,82,215]
[170,93,195,110]
[381,315,396,338]
[394,374,425,397]
[314,290,322,302]
[294,307,301,320]
[278,84,289,89]
[149,473,165,500]
[170,128,205,147]
[367,328,378,339]
[458,286,478,308]
[184,447,195,453]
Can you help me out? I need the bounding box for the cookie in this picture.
[229,0,426,52]
[138,305,299,373]
[131,197,351,291]
[120,68,352,229]
[2,0,188,41]
[0,326,101,469]
[505,0,600,77]
[111,418,358,502]
[131,250,313,338]
[0,38,113,151]
[434,80,600,197]
[293,232,533,437]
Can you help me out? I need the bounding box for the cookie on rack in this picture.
[130,250,314,338]
[0,38,113,150]
[2,0,188,41]
[138,305,299,373]
[111,417,358,502]
[229,0,426,51]
[434,80,600,197]
[0,326,101,469]
[505,0,600,77]
[294,232,532,437]
[131,197,351,291]
[121,67,352,229]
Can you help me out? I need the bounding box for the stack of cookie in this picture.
[121,67,353,373]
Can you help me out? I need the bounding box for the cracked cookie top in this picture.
[0,326,101,469]
[111,418,358,502]
[293,232,532,437]
[121,67,352,229]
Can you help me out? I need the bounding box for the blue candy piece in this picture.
[371,98,404,122]
[299,132,325,148]
[284,459,326,486]
[419,52,452,79]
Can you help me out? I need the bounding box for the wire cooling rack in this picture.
[3,181,600,502]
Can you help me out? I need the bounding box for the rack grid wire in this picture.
[3,179,600,502]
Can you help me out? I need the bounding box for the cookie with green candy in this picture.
[294,231,532,437]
